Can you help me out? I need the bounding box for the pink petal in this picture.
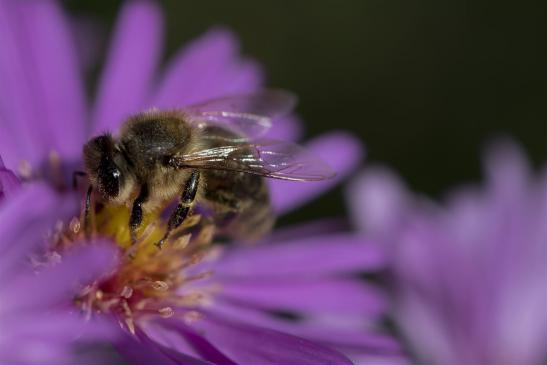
[208,301,400,358]
[151,320,237,365]
[15,0,87,160]
[116,329,213,365]
[92,0,163,135]
[215,234,385,279]
[0,0,46,166]
[153,28,262,108]
[3,241,118,313]
[0,184,78,279]
[483,138,531,199]
[194,314,353,365]
[352,355,411,365]
[0,158,20,200]
[270,132,364,214]
[346,166,410,237]
[219,279,387,318]
[264,218,349,244]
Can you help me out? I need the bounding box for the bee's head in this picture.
[83,134,129,200]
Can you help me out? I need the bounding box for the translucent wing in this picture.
[167,140,335,181]
[183,90,297,140]
[187,112,272,142]
[185,89,297,116]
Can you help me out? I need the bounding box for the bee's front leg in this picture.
[84,185,94,238]
[156,170,200,249]
[129,184,149,244]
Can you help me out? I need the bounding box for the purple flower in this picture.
[0,0,394,364]
[348,140,547,365]
[0,180,118,365]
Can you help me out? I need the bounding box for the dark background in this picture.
[66,0,547,222]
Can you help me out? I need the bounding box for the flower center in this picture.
[52,202,220,334]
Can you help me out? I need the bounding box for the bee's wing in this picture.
[183,89,297,140]
[167,140,335,181]
[185,89,297,117]
[186,112,272,141]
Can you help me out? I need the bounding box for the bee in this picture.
[82,90,334,248]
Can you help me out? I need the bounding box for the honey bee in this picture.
[82,90,334,248]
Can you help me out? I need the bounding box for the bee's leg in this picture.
[84,185,93,238]
[156,170,200,249]
[129,184,149,244]
[72,170,87,189]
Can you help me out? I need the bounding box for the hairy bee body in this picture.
[116,110,200,210]
[83,90,331,247]
[85,110,273,242]
[199,125,274,240]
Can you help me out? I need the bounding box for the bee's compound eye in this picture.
[99,164,122,198]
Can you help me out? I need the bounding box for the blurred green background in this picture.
[66,0,547,221]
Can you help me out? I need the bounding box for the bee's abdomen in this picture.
[203,169,274,241]
[233,197,275,241]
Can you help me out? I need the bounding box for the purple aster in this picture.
[348,140,547,365]
[0,178,118,365]
[0,0,395,364]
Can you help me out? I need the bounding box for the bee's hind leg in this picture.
[129,184,149,244]
[156,170,200,249]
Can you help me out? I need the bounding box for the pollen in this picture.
[53,203,220,334]
[17,160,32,179]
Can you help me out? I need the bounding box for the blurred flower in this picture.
[0,0,395,363]
[0,180,117,365]
[348,140,547,365]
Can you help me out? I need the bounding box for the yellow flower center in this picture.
[52,202,220,334]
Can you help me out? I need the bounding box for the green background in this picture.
[66,0,547,221]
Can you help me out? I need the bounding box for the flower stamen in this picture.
[51,199,220,334]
